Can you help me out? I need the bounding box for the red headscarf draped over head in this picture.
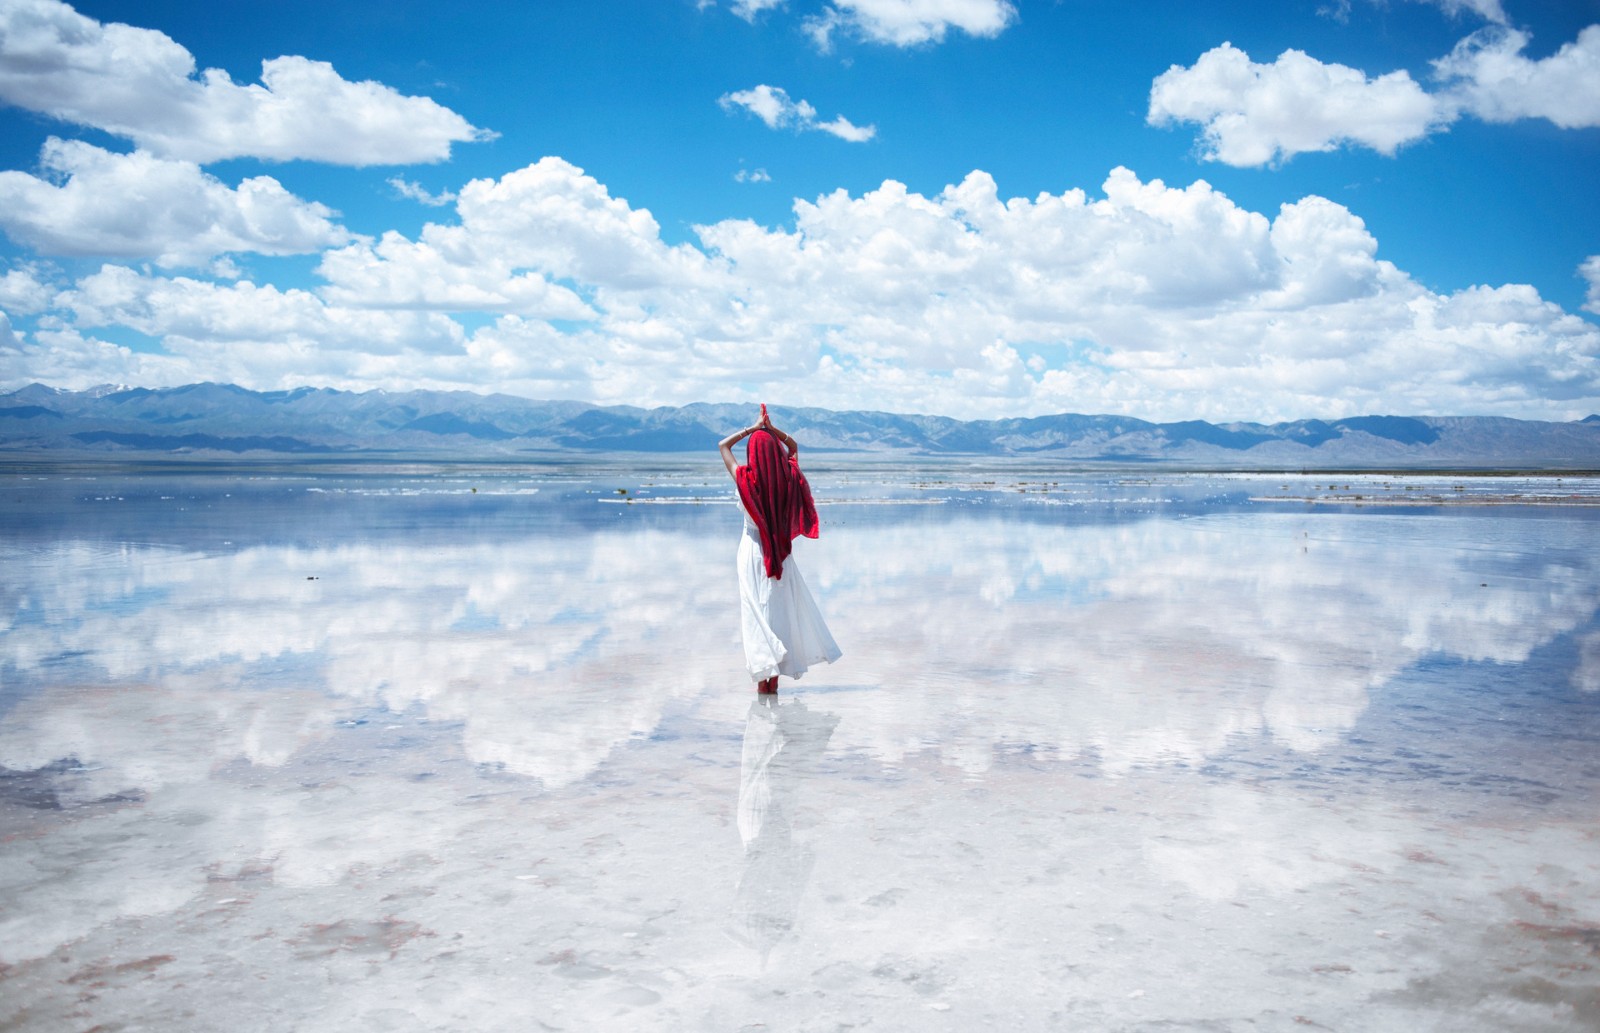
[735,429,819,580]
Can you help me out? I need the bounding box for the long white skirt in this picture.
[737,516,842,682]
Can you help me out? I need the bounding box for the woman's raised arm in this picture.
[719,422,763,478]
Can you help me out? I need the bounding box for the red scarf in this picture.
[735,430,819,580]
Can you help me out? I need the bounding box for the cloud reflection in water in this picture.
[3,504,1597,796]
[815,509,1600,774]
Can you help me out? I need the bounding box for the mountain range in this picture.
[3,382,1599,467]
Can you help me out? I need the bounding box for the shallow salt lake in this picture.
[2,462,1598,1031]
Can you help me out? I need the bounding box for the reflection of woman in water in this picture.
[731,695,839,958]
[719,406,842,694]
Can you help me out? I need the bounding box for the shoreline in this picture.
[1251,493,1600,507]
[3,453,1600,479]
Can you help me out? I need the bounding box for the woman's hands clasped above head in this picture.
[721,403,798,478]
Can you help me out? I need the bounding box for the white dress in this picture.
[737,502,842,682]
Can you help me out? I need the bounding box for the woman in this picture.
[720,407,842,693]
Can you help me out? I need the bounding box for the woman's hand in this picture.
[722,407,798,476]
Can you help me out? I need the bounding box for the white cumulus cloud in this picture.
[18,161,1596,422]
[721,84,815,129]
[1434,25,1600,129]
[317,228,595,318]
[720,84,876,141]
[729,0,786,21]
[388,177,458,207]
[1148,42,1444,166]
[1152,24,1600,167]
[1,325,194,389]
[0,0,491,165]
[1581,255,1600,316]
[805,0,1016,50]
[814,113,877,142]
[0,139,353,266]
[0,264,56,315]
[57,265,469,387]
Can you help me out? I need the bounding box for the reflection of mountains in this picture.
[4,503,1598,799]
[0,467,1177,554]
[0,471,728,550]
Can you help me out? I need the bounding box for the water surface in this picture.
[2,464,1597,1030]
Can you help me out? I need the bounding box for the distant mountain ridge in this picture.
[3,382,1599,467]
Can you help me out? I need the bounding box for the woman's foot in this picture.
[757,677,778,694]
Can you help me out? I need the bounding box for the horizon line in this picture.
[7,380,1600,428]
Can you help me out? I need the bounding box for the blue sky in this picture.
[1,0,1597,420]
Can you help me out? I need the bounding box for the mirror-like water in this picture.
[2,465,1597,1031]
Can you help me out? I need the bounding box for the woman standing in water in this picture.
[720,406,842,694]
